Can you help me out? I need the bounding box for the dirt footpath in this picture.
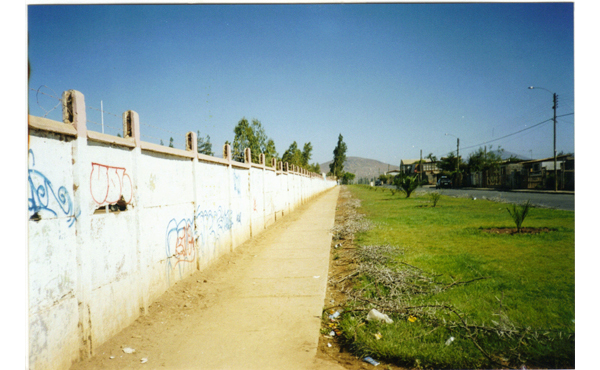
[70,187,345,370]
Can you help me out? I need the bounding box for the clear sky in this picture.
[27,3,574,166]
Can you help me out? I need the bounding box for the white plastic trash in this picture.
[123,347,135,354]
[366,309,393,324]
[445,336,455,345]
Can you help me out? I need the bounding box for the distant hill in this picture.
[320,156,399,180]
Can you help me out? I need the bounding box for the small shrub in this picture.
[394,175,420,198]
[506,200,532,233]
[428,191,441,207]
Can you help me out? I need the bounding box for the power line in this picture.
[459,113,574,152]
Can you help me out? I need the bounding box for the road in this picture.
[384,185,574,211]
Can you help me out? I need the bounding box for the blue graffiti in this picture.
[195,206,235,257]
[233,172,242,195]
[28,149,78,227]
[236,212,242,224]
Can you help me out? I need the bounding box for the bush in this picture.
[428,191,441,207]
[394,174,420,198]
[506,200,532,232]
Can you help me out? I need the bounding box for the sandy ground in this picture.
[69,187,348,370]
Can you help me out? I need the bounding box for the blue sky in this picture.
[27,3,574,166]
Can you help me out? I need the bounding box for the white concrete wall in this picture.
[27,90,336,370]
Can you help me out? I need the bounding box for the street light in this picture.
[528,86,558,191]
[445,133,460,173]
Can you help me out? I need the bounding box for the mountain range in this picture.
[320,156,399,180]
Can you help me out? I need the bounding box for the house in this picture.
[516,154,574,190]
[400,159,440,185]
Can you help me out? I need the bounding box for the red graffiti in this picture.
[166,218,195,269]
[90,163,133,206]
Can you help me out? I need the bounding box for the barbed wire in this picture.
[88,105,121,119]
[140,121,181,136]
[86,119,122,133]
[30,86,61,118]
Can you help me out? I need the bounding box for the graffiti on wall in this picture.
[165,206,240,283]
[233,172,242,195]
[90,162,133,206]
[28,149,78,227]
[165,217,195,284]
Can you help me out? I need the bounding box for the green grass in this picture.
[339,185,574,369]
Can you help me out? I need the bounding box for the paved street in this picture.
[384,185,574,211]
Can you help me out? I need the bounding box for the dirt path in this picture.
[70,187,346,370]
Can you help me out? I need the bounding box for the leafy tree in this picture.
[282,141,303,166]
[341,172,355,185]
[309,163,321,173]
[232,118,277,163]
[197,131,214,156]
[160,139,164,146]
[169,137,174,148]
[467,145,504,173]
[264,138,278,166]
[302,142,313,167]
[438,152,464,173]
[117,133,122,138]
[329,134,347,178]
[426,153,437,162]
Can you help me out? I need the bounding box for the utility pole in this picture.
[528,86,558,192]
[553,93,557,191]
[456,138,460,173]
[420,149,423,183]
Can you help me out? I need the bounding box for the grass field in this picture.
[338,185,575,369]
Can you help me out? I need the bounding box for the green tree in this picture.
[160,139,164,146]
[197,131,214,156]
[438,152,464,173]
[467,145,504,173]
[341,172,356,185]
[308,162,321,173]
[281,141,303,167]
[232,118,277,163]
[302,142,313,167]
[169,137,174,148]
[329,134,347,178]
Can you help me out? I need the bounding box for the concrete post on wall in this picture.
[123,110,148,315]
[62,89,95,360]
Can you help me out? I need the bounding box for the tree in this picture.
[197,131,214,156]
[426,153,437,162]
[264,139,278,166]
[302,142,313,167]
[438,152,464,173]
[341,172,355,185]
[232,118,277,163]
[308,163,321,173]
[329,134,347,178]
[282,141,303,167]
[467,145,504,173]
[160,139,164,146]
[169,137,174,148]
